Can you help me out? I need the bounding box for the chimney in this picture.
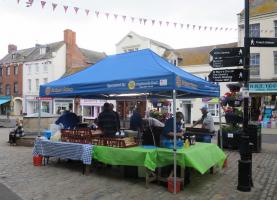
[8,44,17,54]
[64,29,76,46]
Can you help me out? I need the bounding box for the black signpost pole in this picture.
[237,0,252,192]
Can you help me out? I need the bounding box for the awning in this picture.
[0,96,11,105]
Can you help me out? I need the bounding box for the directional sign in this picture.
[209,56,244,68]
[208,69,244,82]
[249,37,277,47]
[210,47,244,58]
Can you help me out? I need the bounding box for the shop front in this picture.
[0,96,11,115]
[249,82,277,128]
[53,98,74,115]
[80,99,107,121]
[24,95,53,115]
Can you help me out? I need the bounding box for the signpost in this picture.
[210,47,244,58]
[209,57,243,68]
[249,37,277,47]
[208,69,244,82]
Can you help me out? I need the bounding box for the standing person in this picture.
[160,112,184,147]
[110,103,120,131]
[192,106,215,133]
[55,109,79,129]
[130,107,143,131]
[97,103,118,137]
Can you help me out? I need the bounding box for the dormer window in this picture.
[40,47,46,55]
[12,54,16,59]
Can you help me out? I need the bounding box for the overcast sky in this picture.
[0,0,244,58]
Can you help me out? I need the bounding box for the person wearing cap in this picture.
[192,106,215,133]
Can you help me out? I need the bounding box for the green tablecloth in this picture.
[92,143,226,174]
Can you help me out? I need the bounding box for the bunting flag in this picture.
[74,7,79,14]
[52,3,57,11]
[64,5,68,13]
[16,1,239,33]
[131,17,135,22]
[105,12,109,19]
[143,18,147,25]
[40,1,46,9]
[85,9,90,15]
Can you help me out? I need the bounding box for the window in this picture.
[40,47,46,55]
[14,82,18,94]
[275,21,277,38]
[0,83,2,94]
[35,63,39,73]
[124,47,139,52]
[43,63,48,73]
[28,65,31,74]
[14,64,18,75]
[28,79,31,92]
[36,79,39,91]
[250,23,260,37]
[6,66,10,76]
[5,84,11,96]
[43,78,48,84]
[11,54,16,59]
[274,51,277,74]
[250,53,260,76]
[208,104,219,117]
[0,66,2,77]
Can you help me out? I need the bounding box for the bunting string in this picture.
[18,0,272,33]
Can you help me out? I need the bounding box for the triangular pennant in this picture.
[122,15,127,21]
[220,27,223,31]
[225,28,228,31]
[95,11,99,18]
[215,27,218,31]
[105,13,109,19]
[131,17,135,23]
[210,26,213,31]
[180,24,184,29]
[139,18,142,24]
[143,18,147,25]
[204,26,207,31]
[74,7,79,14]
[114,14,118,20]
[26,0,33,7]
[85,9,90,16]
[17,0,20,4]
[193,25,196,30]
[166,21,169,26]
[174,22,177,28]
[151,19,155,26]
[187,24,190,29]
[234,29,238,31]
[229,28,233,31]
[198,26,201,30]
[64,5,68,13]
[52,3,57,11]
[265,30,268,33]
[40,1,46,9]
[159,21,162,26]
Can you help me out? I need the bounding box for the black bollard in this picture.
[237,160,251,192]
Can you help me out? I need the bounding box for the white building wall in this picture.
[116,34,150,54]
[149,43,167,56]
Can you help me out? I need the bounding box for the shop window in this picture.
[14,82,18,94]
[274,51,277,74]
[42,101,50,113]
[5,84,11,96]
[14,64,18,75]
[250,23,260,38]
[6,66,10,76]
[250,53,260,76]
[275,20,277,38]
[207,104,219,117]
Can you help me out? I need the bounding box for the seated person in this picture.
[97,103,118,137]
[9,119,24,145]
[160,112,184,147]
[55,110,79,129]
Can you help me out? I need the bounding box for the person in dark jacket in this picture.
[130,107,143,131]
[98,103,118,136]
[9,119,24,145]
[110,103,120,131]
[55,110,79,129]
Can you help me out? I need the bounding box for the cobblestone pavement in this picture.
[0,128,277,200]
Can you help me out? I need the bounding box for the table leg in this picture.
[84,164,90,175]
[145,168,156,189]
[210,167,214,174]
[181,167,185,189]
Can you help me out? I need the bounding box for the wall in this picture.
[116,33,150,53]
